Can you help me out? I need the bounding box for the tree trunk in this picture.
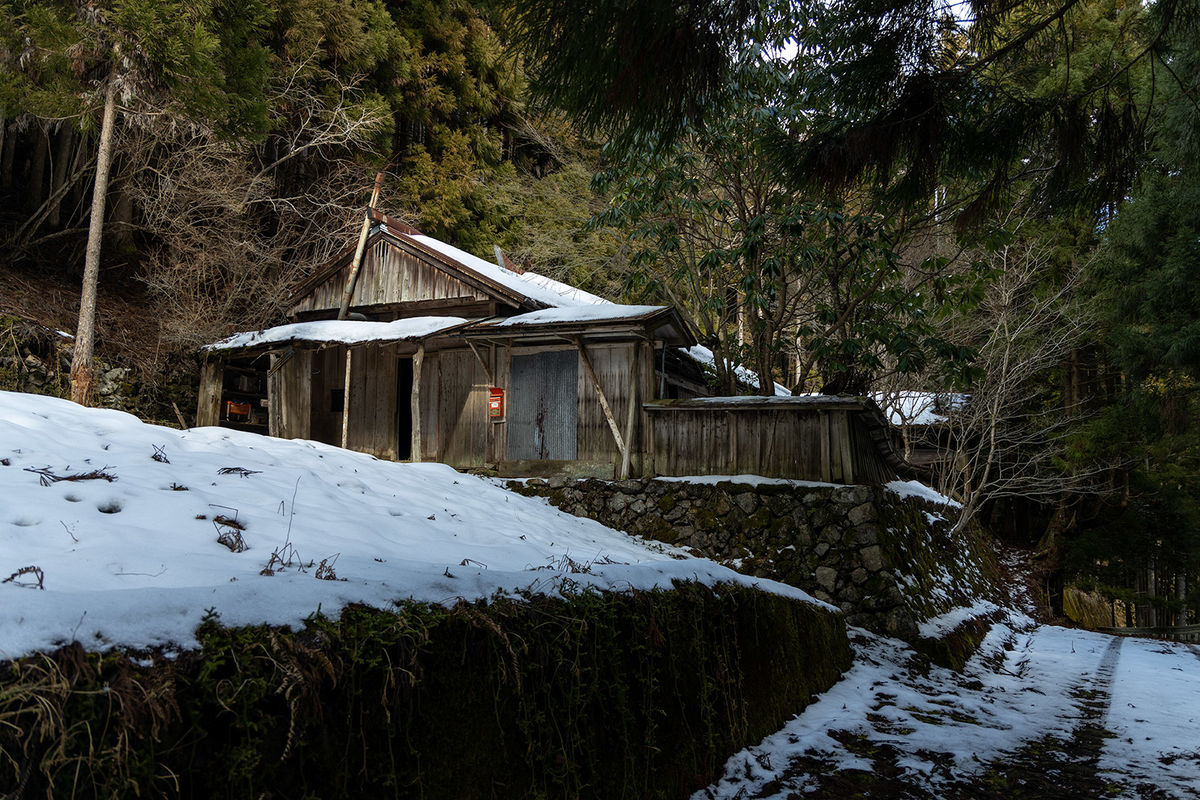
[30,122,49,212]
[110,182,135,253]
[0,113,14,190]
[71,71,119,407]
[49,124,75,227]
[1177,572,1187,626]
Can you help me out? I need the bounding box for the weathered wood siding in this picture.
[268,349,312,440]
[576,343,628,464]
[197,361,224,427]
[293,239,492,315]
[309,347,345,447]
[436,349,490,469]
[346,344,399,459]
[646,407,896,485]
[848,414,894,486]
[418,351,440,461]
[575,342,655,471]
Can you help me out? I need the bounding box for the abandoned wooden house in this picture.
[198,211,913,484]
[198,212,696,479]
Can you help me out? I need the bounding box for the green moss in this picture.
[693,507,720,532]
[1,586,851,800]
[912,613,999,671]
[746,507,773,531]
[656,491,677,513]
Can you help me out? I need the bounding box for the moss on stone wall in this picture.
[1,584,850,800]
[514,478,1004,653]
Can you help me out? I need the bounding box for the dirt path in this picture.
[703,627,1197,800]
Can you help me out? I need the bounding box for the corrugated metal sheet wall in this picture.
[507,350,579,460]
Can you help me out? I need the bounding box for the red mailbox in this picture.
[488,388,505,419]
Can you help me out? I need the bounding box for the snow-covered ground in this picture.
[701,613,1200,799]
[0,391,815,660]
[4,391,1197,798]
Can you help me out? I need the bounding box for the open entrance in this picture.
[396,357,414,460]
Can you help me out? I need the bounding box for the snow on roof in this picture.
[683,345,791,396]
[0,391,820,658]
[206,317,469,351]
[410,235,592,310]
[874,391,965,426]
[516,270,612,306]
[482,304,668,328]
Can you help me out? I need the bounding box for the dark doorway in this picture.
[396,357,414,460]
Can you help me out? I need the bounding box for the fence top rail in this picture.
[644,396,866,412]
[1097,624,1200,636]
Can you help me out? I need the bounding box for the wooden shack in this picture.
[643,396,911,485]
[198,214,696,479]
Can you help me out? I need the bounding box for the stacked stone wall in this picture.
[510,477,999,642]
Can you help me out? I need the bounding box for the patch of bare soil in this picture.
[0,243,166,374]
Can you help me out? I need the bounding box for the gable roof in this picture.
[290,212,602,314]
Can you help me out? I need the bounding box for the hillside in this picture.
[0,390,808,658]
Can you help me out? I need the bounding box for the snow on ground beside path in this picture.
[0,391,817,660]
[1103,637,1200,794]
[699,614,1200,799]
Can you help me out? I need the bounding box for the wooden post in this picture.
[341,348,353,448]
[574,338,626,459]
[411,342,424,461]
[619,342,641,479]
[197,360,224,427]
[819,410,831,483]
[337,172,385,320]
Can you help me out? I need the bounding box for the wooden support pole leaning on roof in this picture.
[337,172,385,321]
[619,341,641,480]
[411,341,425,462]
[574,337,626,461]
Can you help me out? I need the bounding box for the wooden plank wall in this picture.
[418,351,440,461]
[849,415,896,485]
[293,240,492,314]
[346,344,399,459]
[648,408,894,485]
[309,347,345,447]
[197,361,224,427]
[437,349,490,469]
[576,342,654,469]
[268,349,312,440]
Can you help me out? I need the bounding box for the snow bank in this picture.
[0,391,818,659]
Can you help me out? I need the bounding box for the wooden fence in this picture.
[1097,624,1200,643]
[643,396,911,485]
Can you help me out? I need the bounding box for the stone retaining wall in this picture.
[510,477,999,641]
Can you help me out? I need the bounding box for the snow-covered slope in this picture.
[0,391,816,660]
